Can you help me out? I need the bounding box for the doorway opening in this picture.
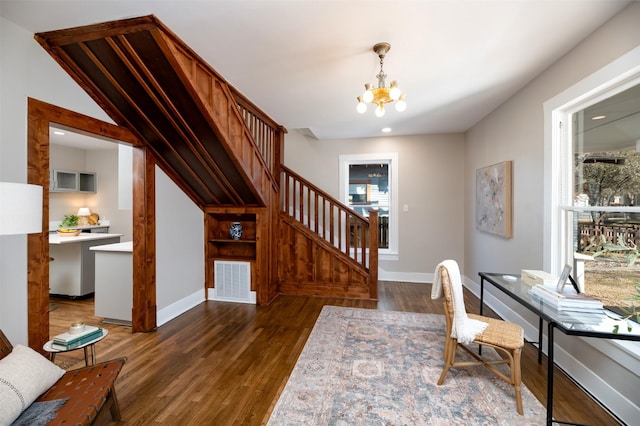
[26,98,157,350]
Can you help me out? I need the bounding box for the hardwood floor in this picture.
[48,282,620,425]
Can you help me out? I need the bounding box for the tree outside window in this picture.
[572,84,640,313]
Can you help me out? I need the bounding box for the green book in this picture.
[53,325,101,345]
[51,329,103,350]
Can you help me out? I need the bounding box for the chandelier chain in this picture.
[377,56,387,88]
[356,42,406,117]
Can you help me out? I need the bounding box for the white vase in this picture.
[229,222,243,240]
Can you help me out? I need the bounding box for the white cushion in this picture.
[0,344,65,425]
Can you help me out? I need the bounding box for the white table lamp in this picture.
[77,207,91,226]
[77,207,91,217]
[0,182,43,235]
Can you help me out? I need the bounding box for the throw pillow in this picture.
[12,398,69,426]
[0,344,65,425]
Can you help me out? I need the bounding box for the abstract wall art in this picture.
[476,160,512,238]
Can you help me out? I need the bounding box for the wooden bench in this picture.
[0,329,126,425]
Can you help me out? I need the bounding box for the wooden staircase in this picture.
[35,15,378,304]
[280,166,378,299]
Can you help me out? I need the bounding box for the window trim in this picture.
[544,47,640,356]
[544,46,640,275]
[339,152,399,260]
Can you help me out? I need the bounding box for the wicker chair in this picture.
[436,263,524,415]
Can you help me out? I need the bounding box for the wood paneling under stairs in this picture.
[49,283,619,425]
[34,15,280,208]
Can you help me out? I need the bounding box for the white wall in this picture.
[49,144,133,240]
[464,3,640,423]
[155,166,204,323]
[49,144,93,226]
[465,3,640,279]
[285,131,466,281]
[0,17,104,344]
[0,17,204,344]
[87,147,133,241]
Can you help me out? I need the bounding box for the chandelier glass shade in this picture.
[357,42,406,117]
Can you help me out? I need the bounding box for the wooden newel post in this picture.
[368,209,379,300]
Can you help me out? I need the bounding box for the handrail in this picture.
[231,87,285,186]
[161,32,283,198]
[281,165,378,270]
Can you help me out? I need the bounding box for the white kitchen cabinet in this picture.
[49,233,122,297]
[51,169,96,193]
[87,226,109,233]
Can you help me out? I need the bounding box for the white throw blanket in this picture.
[431,260,488,344]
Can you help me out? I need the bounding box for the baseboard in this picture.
[379,270,430,283]
[157,289,205,327]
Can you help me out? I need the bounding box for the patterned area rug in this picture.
[268,306,545,425]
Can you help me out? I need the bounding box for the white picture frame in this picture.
[556,264,572,292]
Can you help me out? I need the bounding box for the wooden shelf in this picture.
[206,212,257,262]
[209,239,256,259]
[209,239,256,244]
[204,208,267,295]
[209,254,254,262]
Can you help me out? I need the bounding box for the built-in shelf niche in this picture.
[207,212,256,261]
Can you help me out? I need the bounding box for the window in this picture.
[546,56,640,314]
[340,153,398,258]
[569,83,640,312]
[348,180,371,205]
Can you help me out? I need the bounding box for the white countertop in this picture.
[49,233,124,245]
[49,221,110,229]
[90,241,133,253]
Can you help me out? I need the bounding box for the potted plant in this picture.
[59,214,79,228]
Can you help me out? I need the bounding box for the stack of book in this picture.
[555,309,604,325]
[529,284,603,312]
[52,325,103,350]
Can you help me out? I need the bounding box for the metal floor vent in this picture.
[212,261,255,304]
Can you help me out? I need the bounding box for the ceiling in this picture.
[577,83,640,152]
[1,0,632,142]
[49,125,120,150]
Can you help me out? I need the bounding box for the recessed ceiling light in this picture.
[591,115,606,120]
[382,127,391,133]
[53,130,65,135]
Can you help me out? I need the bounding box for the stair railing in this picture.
[231,88,284,188]
[281,166,378,270]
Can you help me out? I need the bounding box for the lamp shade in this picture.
[0,182,43,235]
[77,207,91,216]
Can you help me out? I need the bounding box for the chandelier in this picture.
[356,42,406,117]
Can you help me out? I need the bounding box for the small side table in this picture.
[44,328,108,366]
